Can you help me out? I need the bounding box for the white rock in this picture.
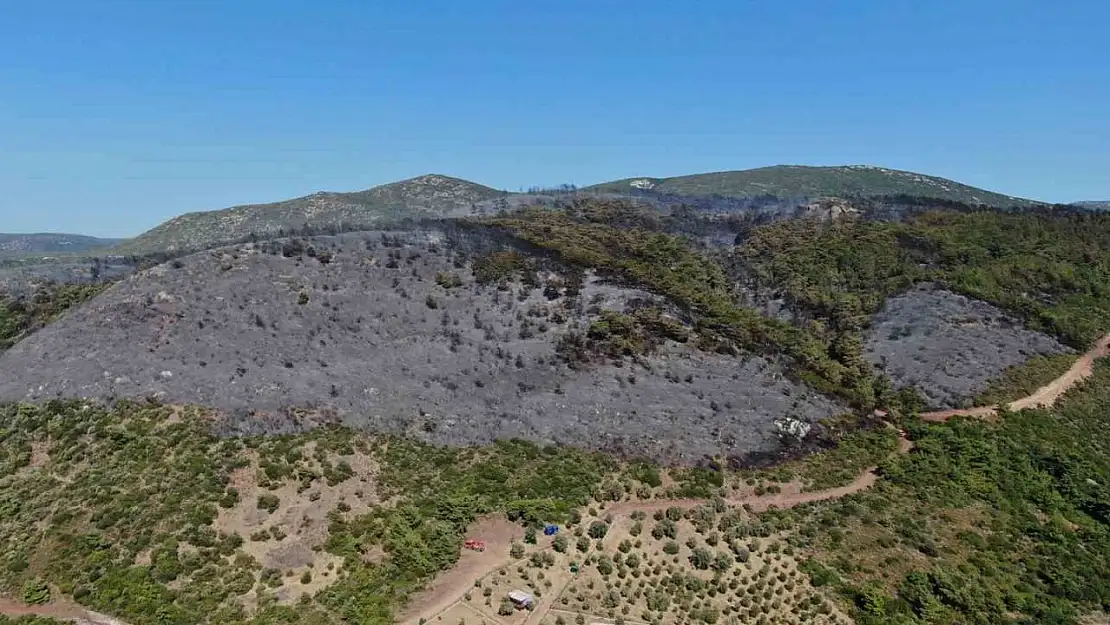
[775,417,811,440]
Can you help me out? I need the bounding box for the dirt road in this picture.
[396,516,526,625]
[0,597,130,625]
[405,332,1110,625]
[921,333,1110,421]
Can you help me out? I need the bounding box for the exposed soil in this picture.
[397,516,527,625]
[211,444,378,606]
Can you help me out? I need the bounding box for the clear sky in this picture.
[2,0,1107,237]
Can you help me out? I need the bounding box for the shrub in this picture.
[588,521,609,539]
[510,543,525,559]
[22,579,50,605]
[256,494,280,513]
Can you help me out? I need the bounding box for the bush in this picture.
[22,579,50,605]
[256,494,280,513]
[588,521,609,539]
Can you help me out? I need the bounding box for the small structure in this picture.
[507,590,534,610]
[463,539,486,552]
[543,524,559,536]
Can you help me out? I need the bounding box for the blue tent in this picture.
[543,524,559,536]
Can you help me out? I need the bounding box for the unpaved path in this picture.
[396,516,525,625]
[922,333,1110,421]
[0,597,130,624]
[406,333,1110,625]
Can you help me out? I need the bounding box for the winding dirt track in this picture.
[405,332,1110,625]
[920,333,1110,422]
[0,597,129,624]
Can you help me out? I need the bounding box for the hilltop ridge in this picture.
[585,164,1038,207]
[113,174,504,256]
[105,164,1044,257]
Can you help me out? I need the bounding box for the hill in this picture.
[0,233,122,257]
[586,164,1038,207]
[112,174,505,256]
[1076,200,1110,211]
[0,229,843,464]
[2,199,1110,625]
[108,164,1046,259]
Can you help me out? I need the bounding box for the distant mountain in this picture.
[586,165,1039,207]
[0,233,122,257]
[1074,201,1110,211]
[113,174,506,256]
[112,165,1044,257]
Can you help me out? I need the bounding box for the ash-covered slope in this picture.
[0,231,842,463]
[864,285,1074,408]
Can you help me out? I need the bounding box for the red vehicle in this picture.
[464,539,486,552]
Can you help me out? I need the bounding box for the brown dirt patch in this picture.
[211,444,380,608]
[0,595,131,624]
[398,515,526,625]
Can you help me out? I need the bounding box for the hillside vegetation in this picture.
[0,283,107,351]
[113,175,504,256]
[767,360,1110,625]
[108,164,1044,258]
[586,165,1036,207]
[2,195,1110,624]
[0,400,615,625]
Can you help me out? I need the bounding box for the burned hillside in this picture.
[0,230,843,464]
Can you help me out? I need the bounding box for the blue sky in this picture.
[1,0,1107,237]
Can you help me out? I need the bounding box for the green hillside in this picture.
[587,165,1037,207]
[113,174,504,256]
